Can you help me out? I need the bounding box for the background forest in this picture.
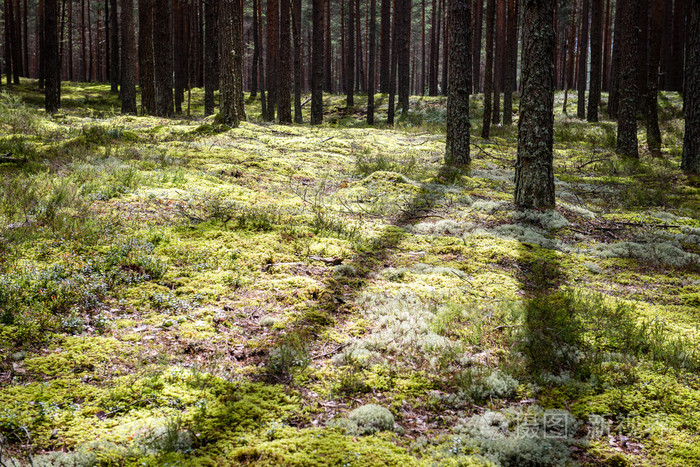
[0,0,699,466]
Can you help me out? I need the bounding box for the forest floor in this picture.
[0,81,699,466]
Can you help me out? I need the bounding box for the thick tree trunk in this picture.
[616,0,640,158]
[446,0,471,166]
[219,0,244,127]
[481,0,494,138]
[44,0,60,113]
[139,0,156,114]
[577,0,589,119]
[204,0,218,116]
[278,0,292,122]
[154,0,174,116]
[311,0,324,124]
[602,0,611,91]
[681,0,699,173]
[120,0,136,114]
[637,0,649,119]
[515,0,555,210]
[397,0,410,112]
[646,0,663,156]
[367,0,377,123]
[324,0,332,92]
[668,0,685,93]
[587,0,602,122]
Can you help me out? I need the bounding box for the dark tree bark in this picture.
[367,0,377,123]
[292,0,303,122]
[12,0,23,82]
[251,0,260,97]
[154,0,173,116]
[397,0,410,112]
[380,0,391,92]
[587,0,602,122]
[514,0,555,210]
[324,0,332,91]
[38,0,44,88]
[387,0,399,123]
[441,0,448,93]
[481,0,494,138]
[563,0,577,113]
[204,0,218,116]
[421,0,426,94]
[616,0,640,158]
[278,0,292,122]
[608,0,622,117]
[682,0,699,173]
[602,0,612,91]
[219,0,244,127]
[44,0,60,113]
[492,0,504,124]
[503,0,516,125]
[139,0,156,114]
[120,0,137,114]
[311,0,324,124]
[266,0,279,120]
[446,0,471,166]
[646,0,663,156]
[668,0,685,92]
[347,0,355,107]
[577,0,589,119]
[637,0,649,119]
[109,0,118,91]
[659,0,672,90]
[472,0,483,93]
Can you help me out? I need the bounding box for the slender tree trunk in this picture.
[446,0,471,166]
[45,0,60,113]
[515,0,555,209]
[154,0,173,116]
[563,0,576,113]
[347,0,355,107]
[278,0,292,122]
[492,0,504,124]
[22,0,27,76]
[387,0,398,123]
[109,0,118,91]
[420,0,426,94]
[602,0,611,91]
[587,0,602,122]
[637,0,649,119]
[251,0,259,97]
[441,0,448,93]
[481,0,494,138]
[204,0,218,116]
[68,0,74,81]
[266,0,279,120]
[659,0,672,90]
[139,0,156,114]
[379,0,391,92]
[503,0,516,125]
[428,0,437,95]
[5,0,12,85]
[682,0,699,172]
[616,0,640,158]
[669,0,685,93]
[646,0,663,156]
[120,0,136,113]
[367,0,377,123]
[397,0,410,112]
[324,0,332,91]
[472,0,483,93]
[292,0,303,122]
[219,0,244,127]
[38,0,45,87]
[311,0,324,124]
[258,0,268,118]
[577,0,589,119]
[80,0,86,80]
[608,0,621,117]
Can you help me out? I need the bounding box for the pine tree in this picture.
[481,0,494,138]
[514,0,555,209]
[204,0,219,116]
[616,0,640,158]
[367,0,377,124]
[587,0,602,122]
[44,0,60,113]
[682,0,699,173]
[120,0,137,114]
[311,0,324,124]
[445,0,471,166]
[577,0,589,119]
[139,0,156,114]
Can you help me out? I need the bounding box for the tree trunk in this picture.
[481,0,494,138]
[446,0,471,166]
[637,0,649,119]
[311,0,324,124]
[397,0,410,112]
[645,0,663,156]
[120,0,136,113]
[154,0,173,116]
[602,0,611,91]
[204,0,218,116]
[44,0,60,113]
[668,0,685,93]
[266,0,278,120]
[380,0,391,92]
[616,0,640,158]
[514,0,555,210]
[277,0,292,122]
[681,0,699,172]
[109,0,118,91]
[219,0,244,127]
[608,0,621,117]
[347,0,355,107]
[577,0,589,119]
[324,0,332,92]
[503,0,516,125]
[292,0,303,122]
[563,0,576,113]
[387,0,398,123]
[139,0,156,114]
[472,0,483,93]
[587,0,602,122]
[492,0,504,124]
[367,0,377,123]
